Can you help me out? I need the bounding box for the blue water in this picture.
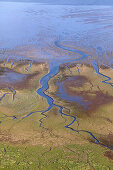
[36,43,113,150]
[0,2,113,150]
[0,2,113,62]
[2,0,113,5]
[36,54,113,150]
[92,60,113,87]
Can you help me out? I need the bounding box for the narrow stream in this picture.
[36,40,113,151]
[0,2,113,156]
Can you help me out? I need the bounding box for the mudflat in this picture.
[0,2,113,169]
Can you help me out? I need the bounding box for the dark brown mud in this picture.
[59,75,113,114]
[101,134,113,149]
[0,67,39,90]
[63,76,88,88]
[89,133,113,149]
[0,61,48,90]
[104,151,113,161]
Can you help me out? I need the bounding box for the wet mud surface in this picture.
[104,151,113,161]
[0,2,113,169]
[57,75,113,113]
[0,61,48,90]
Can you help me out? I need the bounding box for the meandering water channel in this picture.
[0,2,113,151]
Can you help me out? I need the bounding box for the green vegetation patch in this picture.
[0,143,112,169]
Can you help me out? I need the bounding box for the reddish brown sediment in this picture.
[0,62,48,90]
[86,91,113,113]
[100,65,110,69]
[0,71,39,90]
[104,151,113,160]
[99,117,113,123]
[12,72,40,90]
[72,91,113,115]
[63,76,88,88]
[60,75,113,114]
[89,133,113,150]
[102,133,113,148]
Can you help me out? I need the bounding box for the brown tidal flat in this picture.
[101,133,113,148]
[89,133,113,149]
[104,151,113,161]
[0,68,38,90]
[63,75,88,88]
[0,61,48,90]
[62,75,113,114]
